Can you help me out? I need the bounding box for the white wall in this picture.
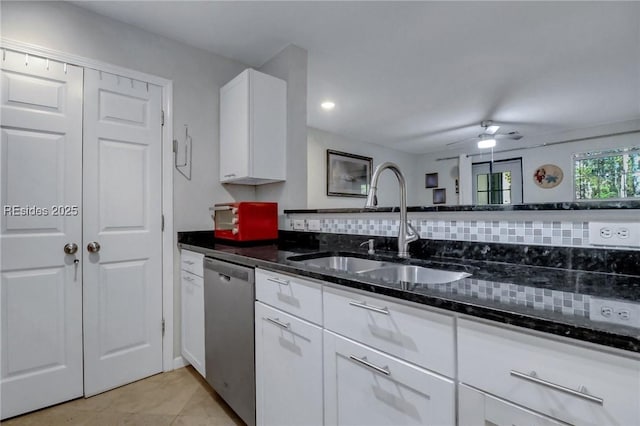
[256,45,308,213]
[1,0,254,358]
[414,120,640,205]
[307,127,419,208]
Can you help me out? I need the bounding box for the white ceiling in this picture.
[73,1,640,154]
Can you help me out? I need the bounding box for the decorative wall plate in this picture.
[533,164,563,188]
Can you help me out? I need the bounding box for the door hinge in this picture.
[161,110,165,126]
[162,318,165,336]
[162,214,165,232]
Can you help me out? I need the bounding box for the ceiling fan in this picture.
[447,120,524,149]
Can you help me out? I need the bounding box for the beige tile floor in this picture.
[2,366,245,426]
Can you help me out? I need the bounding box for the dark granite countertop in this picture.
[284,200,640,214]
[178,232,640,355]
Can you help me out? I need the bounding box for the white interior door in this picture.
[82,69,163,396]
[0,51,84,419]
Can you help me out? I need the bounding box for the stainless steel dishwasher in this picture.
[204,257,255,426]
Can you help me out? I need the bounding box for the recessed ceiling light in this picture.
[321,101,335,110]
[477,138,496,149]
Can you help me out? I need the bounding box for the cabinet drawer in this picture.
[255,269,322,325]
[181,250,204,277]
[323,286,454,377]
[324,330,455,426]
[459,384,565,426]
[458,318,640,426]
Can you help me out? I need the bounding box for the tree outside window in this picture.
[574,148,640,200]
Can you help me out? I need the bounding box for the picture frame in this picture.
[326,149,373,197]
[425,172,438,188]
[433,188,446,204]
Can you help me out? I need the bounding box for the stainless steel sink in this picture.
[288,252,472,285]
[295,256,389,273]
[363,264,471,285]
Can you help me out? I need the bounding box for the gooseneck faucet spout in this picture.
[365,162,418,258]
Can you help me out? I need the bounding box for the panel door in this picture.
[255,302,323,426]
[323,330,455,426]
[0,51,83,419]
[82,69,163,396]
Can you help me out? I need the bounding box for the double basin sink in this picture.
[288,252,471,286]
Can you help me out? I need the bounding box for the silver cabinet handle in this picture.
[87,241,101,253]
[266,317,290,329]
[349,355,390,376]
[510,370,604,405]
[63,243,78,255]
[223,173,236,178]
[183,275,194,282]
[349,300,389,315]
[183,260,195,265]
[267,277,290,286]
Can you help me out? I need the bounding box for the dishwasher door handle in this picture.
[218,273,231,282]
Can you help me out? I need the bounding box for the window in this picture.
[472,158,523,205]
[477,171,512,204]
[574,148,640,200]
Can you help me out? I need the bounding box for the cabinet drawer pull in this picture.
[267,277,290,286]
[266,317,290,329]
[510,370,604,405]
[183,275,194,282]
[349,300,389,315]
[349,355,390,376]
[223,173,236,178]
[183,260,195,265]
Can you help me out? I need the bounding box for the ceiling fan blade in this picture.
[495,132,523,140]
[484,125,500,135]
[446,136,478,146]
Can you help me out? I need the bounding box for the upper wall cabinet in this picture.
[219,68,287,185]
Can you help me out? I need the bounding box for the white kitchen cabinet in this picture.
[458,318,640,426]
[255,302,323,426]
[323,330,455,426]
[219,68,286,185]
[180,250,205,377]
[323,285,455,377]
[459,384,566,426]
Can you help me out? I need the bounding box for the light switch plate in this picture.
[293,219,305,231]
[588,222,640,247]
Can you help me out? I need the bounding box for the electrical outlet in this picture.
[293,219,306,231]
[589,297,640,329]
[307,219,321,231]
[588,222,640,247]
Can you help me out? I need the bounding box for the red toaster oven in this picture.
[211,202,278,242]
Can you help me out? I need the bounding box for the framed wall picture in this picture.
[433,188,446,204]
[425,172,438,188]
[326,149,372,197]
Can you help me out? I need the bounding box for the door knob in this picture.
[87,241,101,253]
[64,243,78,255]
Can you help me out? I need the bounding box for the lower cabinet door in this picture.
[181,270,205,377]
[459,384,566,426]
[255,302,323,426]
[324,330,454,426]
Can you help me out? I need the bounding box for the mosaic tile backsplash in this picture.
[283,216,596,248]
[433,278,591,318]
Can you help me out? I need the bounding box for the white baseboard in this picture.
[173,356,189,370]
